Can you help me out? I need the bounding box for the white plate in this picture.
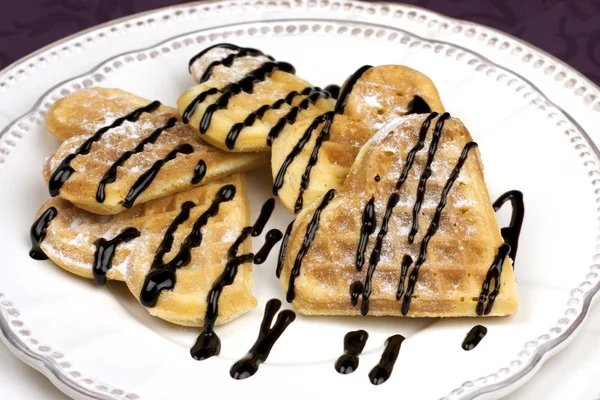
[1,1,600,400]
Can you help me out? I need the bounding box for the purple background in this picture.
[0,0,598,85]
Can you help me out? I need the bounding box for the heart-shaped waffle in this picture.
[277,113,519,317]
[271,65,445,214]
[177,43,336,152]
[30,174,257,327]
[43,88,268,215]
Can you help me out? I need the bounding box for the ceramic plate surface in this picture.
[1,1,600,400]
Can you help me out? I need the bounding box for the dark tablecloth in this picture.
[0,0,598,83]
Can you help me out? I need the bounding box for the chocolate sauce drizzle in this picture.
[266,88,331,147]
[462,325,488,351]
[286,189,336,302]
[368,334,405,385]
[254,229,283,264]
[191,160,207,184]
[276,220,294,278]
[198,46,270,83]
[357,193,399,316]
[96,117,177,203]
[349,281,364,307]
[334,329,369,375]
[355,198,375,271]
[92,227,140,286]
[29,207,57,260]
[122,143,194,209]
[229,299,296,380]
[401,142,478,315]
[493,190,524,262]
[252,198,275,237]
[188,43,243,73]
[408,112,451,243]
[324,84,340,99]
[405,95,432,115]
[476,243,511,316]
[395,255,414,300]
[139,186,236,307]
[48,101,161,197]
[272,66,372,210]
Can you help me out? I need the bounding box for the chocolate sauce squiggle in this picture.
[335,329,369,375]
[254,229,283,264]
[252,198,275,237]
[92,227,140,286]
[286,189,336,302]
[408,112,451,243]
[139,186,236,307]
[395,255,413,300]
[49,101,161,197]
[401,142,478,315]
[191,160,207,184]
[462,325,487,350]
[29,207,58,260]
[122,143,194,209]
[276,220,294,278]
[199,47,270,83]
[476,243,511,316]
[368,334,405,385]
[493,190,524,263]
[96,117,177,203]
[188,43,241,73]
[229,299,296,379]
[355,198,375,271]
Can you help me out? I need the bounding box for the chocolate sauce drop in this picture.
[349,281,364,307]
[334,329,369,374]
[140,186,236,307]
[252,198,275,237]
[401,142,478,315]
[324,84,340,99]
[96,117,177,203]
[92,227,140,286]
[408,112,451,243]
[276,220,294,278]
[286,189,335,302]
[405,95,432,115]
[253,229,283,264]
[191,160,207,184]
[360,192,399,316]
[355,198,376,272]
[229,299,296,379]
[29,207,57,260]
[395,255,413,300]
[462,325,488,350]
[493,190,524,263]
[122,143,194,209]
[374,175,380,182]
[368,334,405,385]
[476,243,511,316]
[49,101,161,197]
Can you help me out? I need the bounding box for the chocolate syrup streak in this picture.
[401,142,478,315]
[92,227,140,286]
[139,186,236,307]
[493,190,524,262]
[48,101,161,197]
[96,117,177,203]
[181,87,219,124]
[395,255,414,300]
[405,95,432,115]
[335,330,369,375]
[462,325,488,351]
[275,220,294,278]
[350,281,364,307]
[286,189,336,302]
[254,229,283,264]
[476,243,511,316]
[355,198,376,271]
[272,65,372,203]
[191,253,255,361]
[266,88,330,146]
[252,198,275,237]
[188,43,242,73]
[408,112,451,243]
[29,207,58,260]
[229,299,296,379]
[122,144,194,209]
[199,47,270,83]
[358,193,399,316]
[199,62,296,137]
[191,160,207,184]
[368,334,405,385]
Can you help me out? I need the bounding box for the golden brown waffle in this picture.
[272,65,445,214]
[33,174,256,327]
[278,114,518,317]
[43,87,268,215]
[178,43,336,152]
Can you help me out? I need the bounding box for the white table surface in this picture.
[1,305,599,399]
